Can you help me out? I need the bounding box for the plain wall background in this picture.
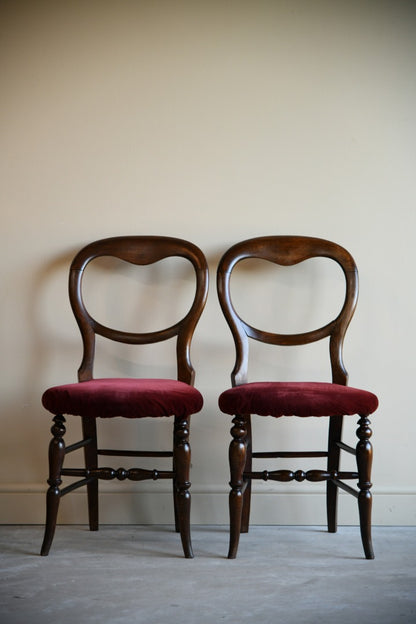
[1,0,415,526]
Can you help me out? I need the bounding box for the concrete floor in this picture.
[0,525,415,624]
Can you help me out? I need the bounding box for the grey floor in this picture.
[0,525,415,624]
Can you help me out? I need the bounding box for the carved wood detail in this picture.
[61,467,173,481]
[356,415,374,559]
[40,415,66,556]
[228,414,248,559]
[247,469,359,482]
[173,416,193,558]
[93,467,172,481]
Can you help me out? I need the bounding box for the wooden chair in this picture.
[217,236,378,559]
[40,236,208,558]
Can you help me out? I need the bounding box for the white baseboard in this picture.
[1,483,415,525]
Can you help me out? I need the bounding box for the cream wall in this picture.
[1,0,415,527]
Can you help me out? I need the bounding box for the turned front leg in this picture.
[228,414,247,559]
[173,416,193,558]
[41,414,66,556]
[356,415,374,560]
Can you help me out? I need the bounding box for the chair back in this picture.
[217,236,358,387]
[69,236,209,384]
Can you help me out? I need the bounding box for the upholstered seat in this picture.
[43,378,203,419]
[219,381,378,418]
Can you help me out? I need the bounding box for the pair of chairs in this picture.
[40,235,378,560]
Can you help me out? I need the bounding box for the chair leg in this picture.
[173,482,180,533]
[356,415,374,559]
[173,416,193,558]
[82,417,99,531]
[40,415,66,556]
[326,415,343,533]
[228,414,247,559]
[172,433,180,533]
[240,417,252,534]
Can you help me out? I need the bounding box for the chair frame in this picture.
[217,235,374,559]
[41,236,209,558]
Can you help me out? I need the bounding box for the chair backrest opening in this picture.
[69,236,209,384]
[217,235,358,387]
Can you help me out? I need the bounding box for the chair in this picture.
[217,236,378,559]
[40,236,208,558]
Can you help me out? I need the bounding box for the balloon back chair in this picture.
[41,236,208,558]
[217,236,378,559]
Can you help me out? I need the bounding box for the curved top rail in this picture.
[69,236,209,384]
[217,235,358,386]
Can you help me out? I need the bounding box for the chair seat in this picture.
[42,378,203,419]
[218,381,378,417]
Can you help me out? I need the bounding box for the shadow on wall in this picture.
[19,248,80,478]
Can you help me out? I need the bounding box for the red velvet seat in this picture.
[219,381,378,418]
[217,235,378,559]
[43,378,203,420]
[40,236,208,558]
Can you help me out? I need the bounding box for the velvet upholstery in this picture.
[42,378,203,419]
[219,381,378,418]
